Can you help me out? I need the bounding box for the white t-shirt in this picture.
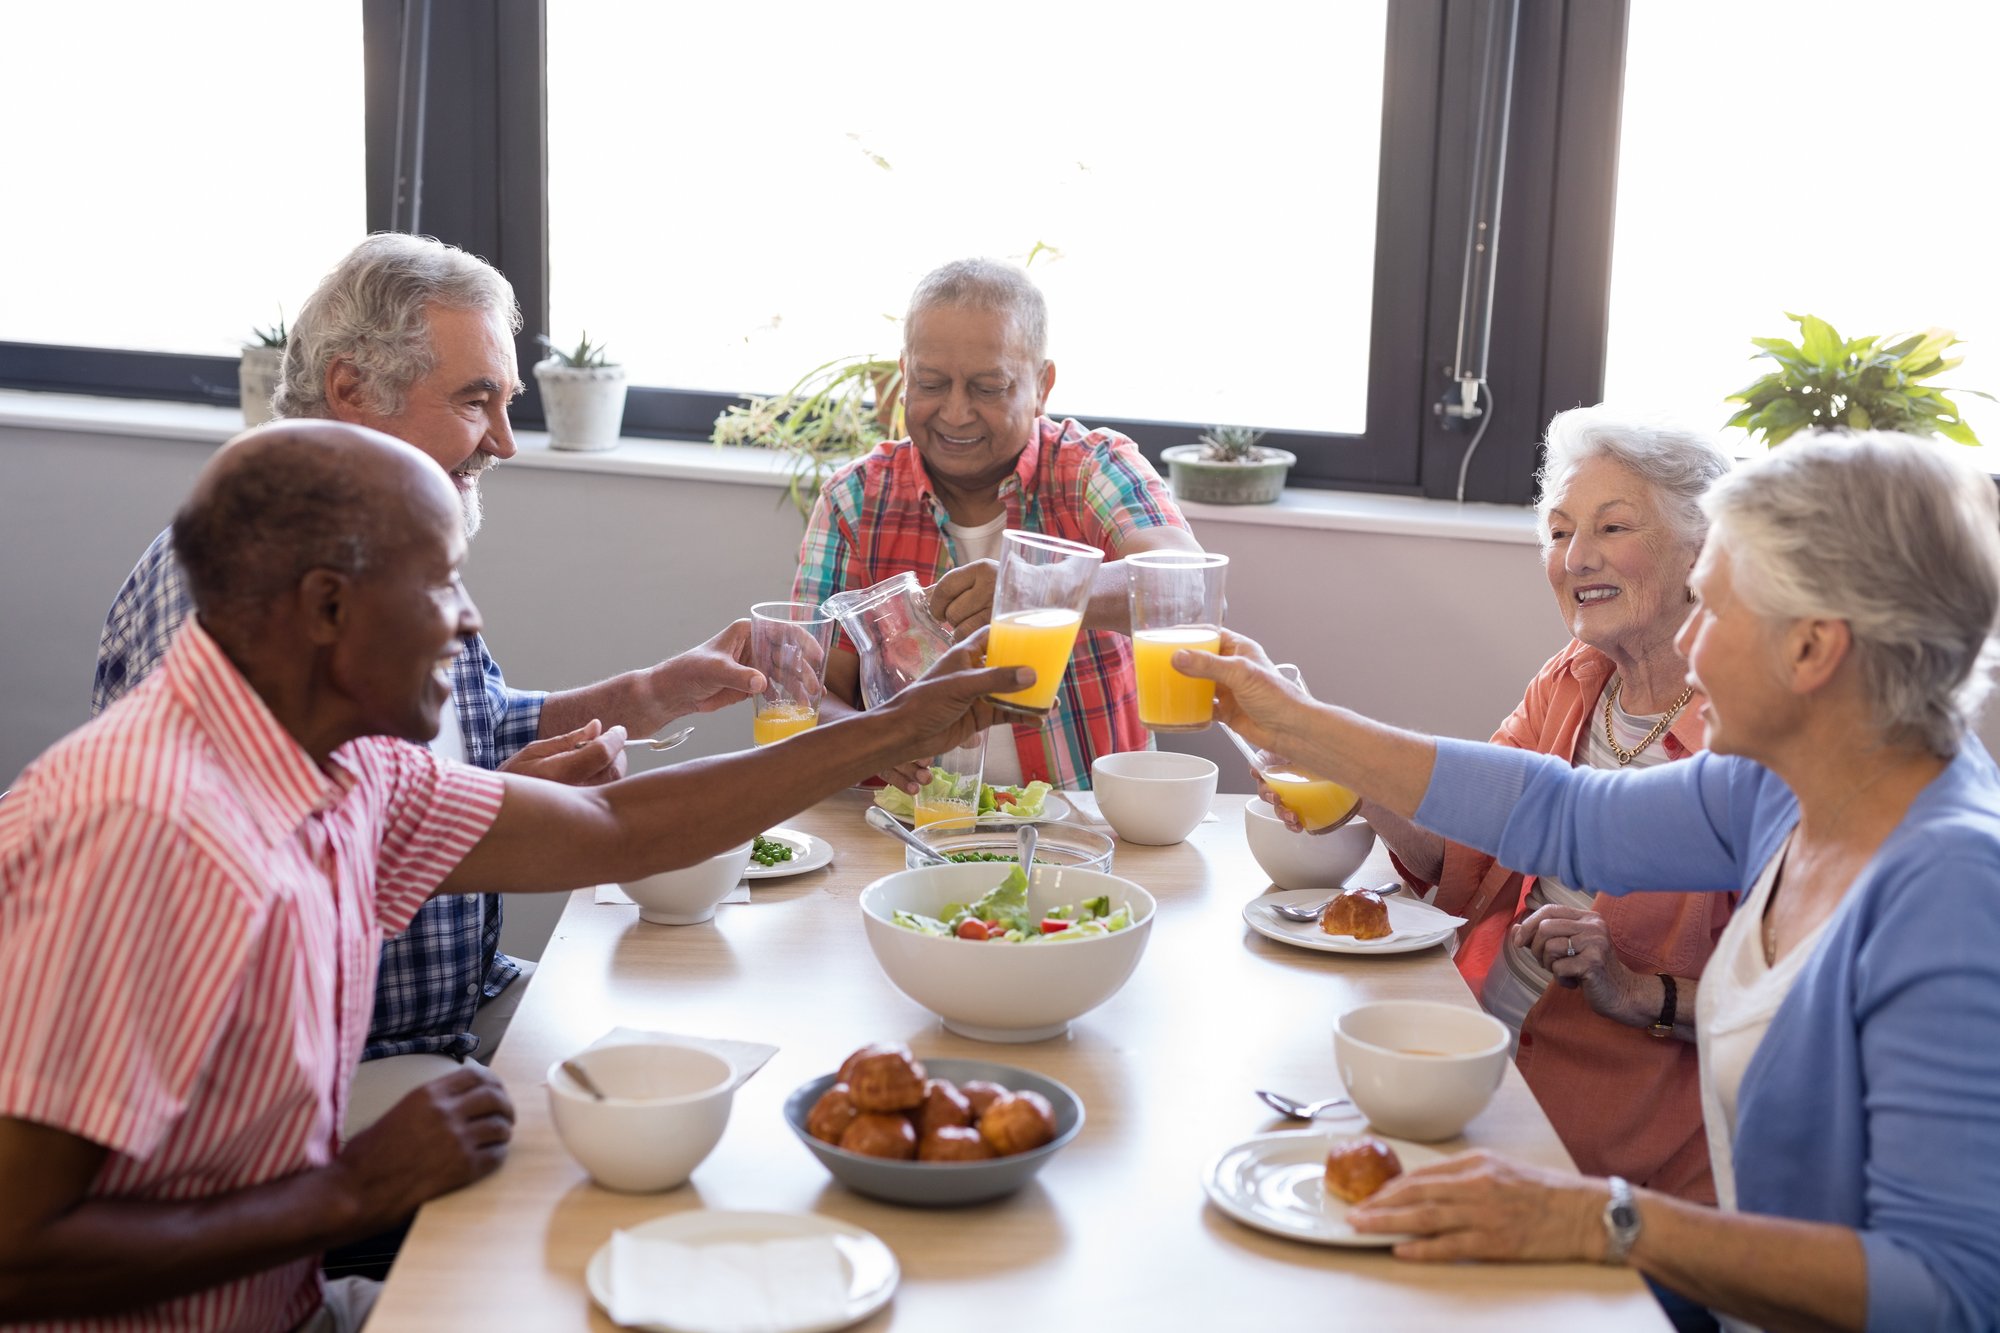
[944,511,1025,789]
[430,691,467,764]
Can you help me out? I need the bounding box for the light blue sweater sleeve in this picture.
[1413,737,1783,895]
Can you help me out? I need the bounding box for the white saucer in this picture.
[586,1209,897,1333]
[1242,891,1464,955]
[1203,1130,1446,1246]
[745,827,834,880]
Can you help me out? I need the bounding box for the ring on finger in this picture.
[1566,937,1576,958]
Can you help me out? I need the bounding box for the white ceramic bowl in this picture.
[858,862,1156,1042]
[547,1041,737,1191]
[1090,751,1218,845]
[620,841,753,924]
[1333,1000,1509,1142]
[1244,802,1376,890]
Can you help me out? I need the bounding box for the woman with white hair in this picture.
[1185,432,2000,1331]
[1297,407,1735,1206]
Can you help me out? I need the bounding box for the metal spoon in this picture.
[1265,883,1404,922]
[1016,821,1039,872]
[1257,1089,1352,1119]
[560,1059,608,1101]
[631,724,695,753]
[864,804,950,865]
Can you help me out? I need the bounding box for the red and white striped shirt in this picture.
[0,621,504,1333]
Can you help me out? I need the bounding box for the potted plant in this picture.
[712,355,902,516]
[1160,426,1297,504]
[535,334,627,452]
[239,317,286,428]
[1726,313,1987,447]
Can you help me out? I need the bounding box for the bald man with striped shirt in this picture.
[0,421,1026,1332]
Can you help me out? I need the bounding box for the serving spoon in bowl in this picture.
[863,804,950,865]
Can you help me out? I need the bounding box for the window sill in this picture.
[0,389,1540,545]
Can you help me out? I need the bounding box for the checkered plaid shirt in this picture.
[793,417,1189,790]
[93,528,543,1059]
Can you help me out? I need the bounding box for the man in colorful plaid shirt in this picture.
[93,235,763,1134]
[794,258,1202,792]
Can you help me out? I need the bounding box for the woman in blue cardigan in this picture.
[1181,432,2000,1333]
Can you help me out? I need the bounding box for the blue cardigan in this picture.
[1418,736,2000,1332]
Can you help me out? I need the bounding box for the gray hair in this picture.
[273,233,520,420]
[1535,406,1734,552]
[1704,431,2000,757]
[904,258,1049,365]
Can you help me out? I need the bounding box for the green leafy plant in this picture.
[1194,424,1270,463]
[1726,313,1986,447]
[538,333,617,369]
[712,355,903,516]
[248,315,287,349]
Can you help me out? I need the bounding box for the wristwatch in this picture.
[1648,973,1678,1039]
[1602,1175,1642,1264]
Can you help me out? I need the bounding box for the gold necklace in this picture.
[1602,677,1695,767]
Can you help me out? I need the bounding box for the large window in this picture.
[548,3,1387,436]
[1603,0,2000,450]
[0,5,364,359]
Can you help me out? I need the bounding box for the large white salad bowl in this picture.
[858,863,1156,1043]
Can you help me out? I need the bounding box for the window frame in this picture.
[0,0,1628,506]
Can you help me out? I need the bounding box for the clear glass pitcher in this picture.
[819,571,956,709]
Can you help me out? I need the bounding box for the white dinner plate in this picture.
[1203,1130,1447,1247]
[585,1209,898,1333]
[876,793,1072,828]
[745,827,834,880]
[1242,890,1465,956]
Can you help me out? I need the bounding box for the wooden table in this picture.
[369,793,1667,1330]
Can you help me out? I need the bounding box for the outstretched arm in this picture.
[443,637,1029,893]
[534,619,766,743]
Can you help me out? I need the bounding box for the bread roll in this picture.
[1320,887,1391,941]
[1323,1134,1403,1204]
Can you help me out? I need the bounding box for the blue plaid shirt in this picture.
[94,529,545,1059]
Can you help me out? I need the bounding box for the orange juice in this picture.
[1133,626,1222,731]
[987,608,1085,713]
[752,701,819,745]
[1261,767,1360,831]
[913,796,976,828]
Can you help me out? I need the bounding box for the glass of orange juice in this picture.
[749,601,836,746]
[1125,550,1228,732]
[986,531,1104,718]
[913,734,985,829]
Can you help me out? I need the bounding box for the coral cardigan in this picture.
[1393,639,1730,1202]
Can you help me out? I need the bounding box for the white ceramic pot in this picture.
[621,842,754,925]
[534,358,628,452]
[1333,1000,1509,1141]
[239,345,283,427]
[547,1042,736,1192]
[1243,802,1375,890]
[1090,751,1218,845]
[858,863,1155,1042]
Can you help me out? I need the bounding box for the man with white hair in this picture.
[92,234,761,1128]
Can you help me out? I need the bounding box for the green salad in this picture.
[892,865,1135,943]
[872,774,1053,821]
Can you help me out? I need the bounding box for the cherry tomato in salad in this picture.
[1039,918,1070,935]
[956,919,991,941]
[992,790,1017,806]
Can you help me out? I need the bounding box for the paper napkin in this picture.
[606,1231,848,1333]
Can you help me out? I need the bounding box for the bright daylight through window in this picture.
[0,4,364,360]
[549,2,1387,436]
[1602,0,2000,454]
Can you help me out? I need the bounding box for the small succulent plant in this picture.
[539,333,617,370]
[1194,425,1268,463]
[248,315,287,349]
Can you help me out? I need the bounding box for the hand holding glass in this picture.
[749,601,836,745]
[985,530,1104,717]
[914,734,986,829]
[1125,550,1228,732]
